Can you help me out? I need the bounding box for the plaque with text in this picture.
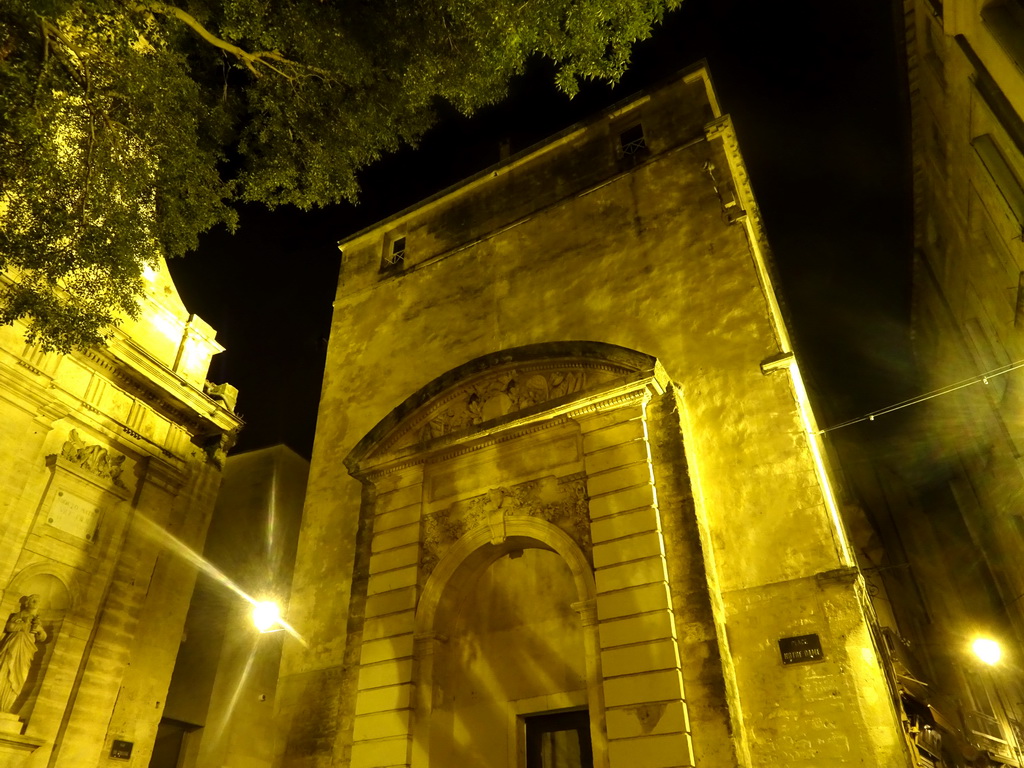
[779,634,824,665]
[110,740,133,759]
[47,490,100,542]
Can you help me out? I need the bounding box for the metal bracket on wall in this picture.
[760,351,795,375]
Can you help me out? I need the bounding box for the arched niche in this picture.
[15,573,71,614]
[3,570,72,719]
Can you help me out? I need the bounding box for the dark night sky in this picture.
[168,0,915,460]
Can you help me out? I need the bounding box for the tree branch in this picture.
[40,17,90,88]
[134,2,327,80]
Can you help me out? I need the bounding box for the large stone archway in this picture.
[341,344,699,768]
[412,519,604,768]
[281,68,913,766]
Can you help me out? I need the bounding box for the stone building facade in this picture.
[0,261,241,766]
[277,65,912,767]
[842,0,1024,765]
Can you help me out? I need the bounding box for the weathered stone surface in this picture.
[281,64,909,768]
[0,259,240,767]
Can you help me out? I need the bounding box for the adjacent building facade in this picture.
[0,261,241,766]
[838,0,1024,765]
[277,65,913,767]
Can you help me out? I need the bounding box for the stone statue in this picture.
[57,429,127,488]
[59,430,87,463]
[0,595,47,713]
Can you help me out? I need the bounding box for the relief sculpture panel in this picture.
[420,473,592,578]
[371,359,636,458]
[57,430,127,488]
[417,368,588,444]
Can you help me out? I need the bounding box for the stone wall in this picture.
[279,64,910,767]
[835,0,1024,763]
[0,259,240,767]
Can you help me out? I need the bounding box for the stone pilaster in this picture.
[348,469,423,768]
[580,405,695,768]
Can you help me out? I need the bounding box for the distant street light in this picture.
[972,637,1003,666]
[969,636,1024,765]
[252,600,283,633]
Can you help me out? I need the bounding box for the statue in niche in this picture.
[0,595,47,713]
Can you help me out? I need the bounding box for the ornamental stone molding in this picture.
[371,358,638,459]
[419,473,592,578]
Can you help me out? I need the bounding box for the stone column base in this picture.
[0,726,45,768]
[0,713,23,735]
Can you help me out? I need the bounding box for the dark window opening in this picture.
[382,236,406,271]
[618,124,648,158]
[526,709,593,768]
[148,718,200,768]
[983,1,1024,73]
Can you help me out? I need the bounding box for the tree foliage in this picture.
[0,0,679,351]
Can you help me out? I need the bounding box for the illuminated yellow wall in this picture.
[278,64,910,768]
[0,260,240,767]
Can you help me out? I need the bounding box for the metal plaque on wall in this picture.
[779,634,824,665]
[110,740,133,760]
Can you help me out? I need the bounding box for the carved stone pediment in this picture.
[420,474,591,577]
[373,359,635,459]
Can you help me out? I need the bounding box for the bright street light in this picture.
[252,600,283,633]
[972,637,1002,666]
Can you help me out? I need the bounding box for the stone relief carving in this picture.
[57,430,127,488]
[0,595,47,714]
[420,474,592,577]
[356,357,647,464]
[414,368,590,446]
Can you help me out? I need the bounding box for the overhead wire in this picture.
[817,358,1024,435]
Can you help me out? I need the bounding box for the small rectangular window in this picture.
[618,124,647,158]
[381,235,406,271]
[983,0,1024,72]
[973,134,1024,230]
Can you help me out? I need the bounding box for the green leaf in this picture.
[0,0,679,350]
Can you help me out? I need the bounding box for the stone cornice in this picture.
[85,338,242,437]
[0,345,226,468]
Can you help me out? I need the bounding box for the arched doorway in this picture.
[413,521,603,768]
[343,344,694,768]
